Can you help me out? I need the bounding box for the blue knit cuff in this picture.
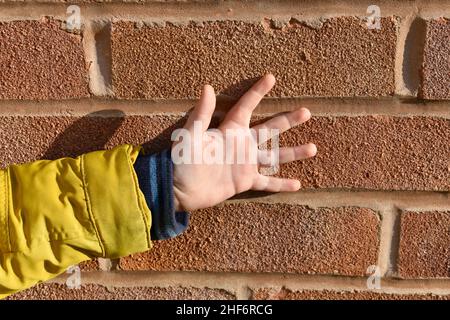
[134,149,189,240]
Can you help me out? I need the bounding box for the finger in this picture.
[222,74,275,127]
[252,108,311,144]
[252,175,301,192]
[258,143,317,166]
[185,85,216,132]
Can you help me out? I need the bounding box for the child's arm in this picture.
[0,75,316,298]
[0,145,151,298]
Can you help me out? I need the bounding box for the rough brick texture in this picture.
[120,203,380,276]
[252,287,450,300]
[279,116,450,191]
[7,283,235,300]
[111,17,397,99]
[421,18,450,99]
[0,114,178,167]
[0,0,450,301]
[0,115,447,191]
[78,260,100,271]
[398,211,450,278]
[0,19,89,100]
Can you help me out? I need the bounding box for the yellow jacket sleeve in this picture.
[0,144,152,299]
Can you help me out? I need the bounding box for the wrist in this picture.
[134,149,189,240]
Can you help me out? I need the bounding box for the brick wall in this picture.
[2,0,450,300]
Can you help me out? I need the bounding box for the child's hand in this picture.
[172,74,317,212]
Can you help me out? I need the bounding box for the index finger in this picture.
[221,74,275,128]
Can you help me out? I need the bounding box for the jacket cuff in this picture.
[134,149,189,240]
[81,145,152,258]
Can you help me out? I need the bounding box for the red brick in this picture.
[120,203,380,276]
[8,283,234,300]
[252,287,450,300]
[398,211,450,278]
[420,18,450,99]
[111,17,397,99]
[279,116,450,191]
[78,260,99,271]
[0,114,448,191]
[0,18,89,100]
[0,113,179,167]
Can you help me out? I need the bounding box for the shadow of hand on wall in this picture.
[221,76,262,98]
[42,110,126,160]
[42,109,189,160]
[139,115,189,155]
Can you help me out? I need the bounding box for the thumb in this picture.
[184,85,216,132]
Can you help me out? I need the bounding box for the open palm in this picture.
[172,74,317,212]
